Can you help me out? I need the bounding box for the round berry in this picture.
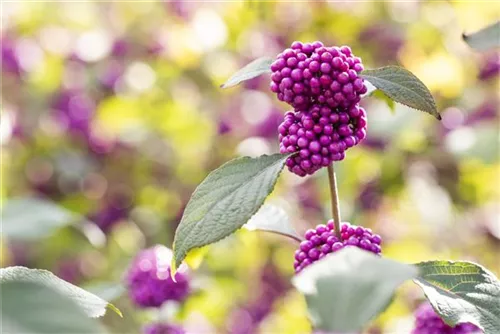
[293,222,382,273]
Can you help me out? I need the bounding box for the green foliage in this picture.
[220,57,273,88]
[361,66,440,120]
[1,198,89,240]
[1,280,106,334]
[414,260,500,334]
[292,248,418,332]
[244,203,302,242]
[0,267,122,318]
[173,153,290,269]
[463,21,500,51]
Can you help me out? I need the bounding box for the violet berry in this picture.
[411,303,482,334]
[143,323,185,334]
[279,104,368,176]
[125,245,189,308]
[294,221,382,273]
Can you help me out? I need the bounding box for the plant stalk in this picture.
[327,164,342,240]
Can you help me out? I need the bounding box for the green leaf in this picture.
[220,57,273,88]
[463,21,500,51]
[292,248,418,333]
[1,280,106,334]
[414,260,500,334]
[244,204,302,242]
[1,197,88,240]
[0,266,122,318]
[361,66,440,120]
[173,153,290,269]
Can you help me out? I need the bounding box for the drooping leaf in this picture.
[292,248,418,333]
[244,203,302,242]
[463,21,500,51]
[220,57,273,88]
[361,66,440,120]
[1,197,89,240]
[1,280,106,334]
[0,266,122,318]
[173,153,290,269]
[414,260,500,334]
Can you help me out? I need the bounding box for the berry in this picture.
[411,303,482,334]
[125,245,189,308]
[270,42,368,110]
[278,104,368,176]
[143,323,185,334]
[294,222,382,273]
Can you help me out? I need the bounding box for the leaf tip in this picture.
[107,303,123,318]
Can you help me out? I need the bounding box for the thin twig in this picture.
[327,164,342,240]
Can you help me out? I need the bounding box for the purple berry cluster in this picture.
[412,303,482,334]
[272,41,369,176]
[278,104,367,176]
[270,41,367,110]
[294,221,382,273]
[125,245,190,308]
[143,323,185,334]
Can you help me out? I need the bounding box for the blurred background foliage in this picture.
[1,1,499,333]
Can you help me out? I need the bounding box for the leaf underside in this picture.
[293,248,418,332]
[463,21,500,51]
[221,57,273,88]
[0,266,121,318]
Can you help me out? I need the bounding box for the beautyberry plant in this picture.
[171,39,499,334]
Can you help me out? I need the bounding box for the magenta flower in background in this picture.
[1,35,21,75]
[125,245,190,308]
[227,262,289,334]
[412,303,482,334]
[52,89,95,135]
[88,198,130,234]
[143,323,185,334]
[478,53,500,81]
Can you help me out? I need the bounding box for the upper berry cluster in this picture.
[271,41,367,110]
[272,41,369,176]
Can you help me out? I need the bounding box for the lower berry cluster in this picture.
[412,303,482,334]
[294,221,382,273]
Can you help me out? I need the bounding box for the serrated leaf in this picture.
[463,21,500,51]
[173,153,290,269]
[244,204,302,242]
[0,266,122,318]
[414,261,500,334]
[361,66,440,120]
[1,280,106,334]
[221,57,273,88]
[292,248,418,332]
[1,197,89,240]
